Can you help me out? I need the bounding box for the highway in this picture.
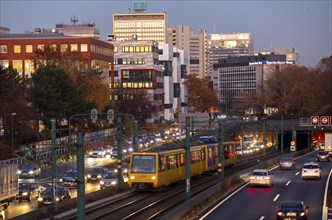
[200,150,331,220]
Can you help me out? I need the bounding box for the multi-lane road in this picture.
[200,150,332,220]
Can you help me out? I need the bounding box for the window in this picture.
[70,44,78,51]
[81,44,88,52]
[13,60,23,73]
[0,60,9,68]
[26,45,33,53]
[37,45,44,51]
[14,45,21,53]
[60,44,68,52]
[50,44,57,51]
[0,45,8,53]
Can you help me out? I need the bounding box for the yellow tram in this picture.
[128,141,238,190]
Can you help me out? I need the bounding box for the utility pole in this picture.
[185,117,191,201]
[281,115,284,154]
[191,116,194,144]
[134,120,138,152]
[218,118,224,180]
[76,131,85,220]
[117,118,124,192]
[51,119,58,213]
[262,117,266,161]
[11,113,16,157]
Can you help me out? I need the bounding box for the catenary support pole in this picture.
[76,131,85,220]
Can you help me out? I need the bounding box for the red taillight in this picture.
[302,170,307,172]
[300,212,306,217]
[315,170,321,173]
[277,211,283,216]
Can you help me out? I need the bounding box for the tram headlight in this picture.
[130,176,135,180]
[151,176,156,180]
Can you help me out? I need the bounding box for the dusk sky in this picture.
[1,0,331,67]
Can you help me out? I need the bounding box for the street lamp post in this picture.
[11,113,16,157]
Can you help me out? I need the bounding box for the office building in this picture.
[255,47,299,65]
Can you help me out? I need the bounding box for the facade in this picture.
[112,12,167,43]
[167,26,208,78]
[110,40,164,122]
[211,54,293,116]
[55,22,100,39]
[0,33,113,80]
[159,44,188,120]
[208,33,254,76]
[0,27,10,34]
[255,47,299,65]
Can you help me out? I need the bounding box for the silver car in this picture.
[301,162,321,180]
[249,169,273,187]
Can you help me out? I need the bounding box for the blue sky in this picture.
[1,0,331,67]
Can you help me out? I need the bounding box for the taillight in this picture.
[277,211,283,216]
[315,170,321,173]
[302,170,307,172]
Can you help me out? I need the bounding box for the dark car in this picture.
[18,163,41,178]
[276,200,308,220]
[61,169,78,188]
[87,167,108,182]
[316,151,330,162]
[37,185,71,208]
[17,182,40,202]
[279,156,296,170]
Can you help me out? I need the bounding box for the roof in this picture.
[0,32,83,40]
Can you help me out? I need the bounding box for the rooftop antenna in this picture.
[213,19,216,34]
[71,15,79,26]
[270,40,273,49]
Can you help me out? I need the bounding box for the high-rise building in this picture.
[167,26,208,78]
[208,33,254,76]
[112,7,166,43]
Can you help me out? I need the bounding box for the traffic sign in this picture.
[320,116,329,126]
[107,109,114,123]
[91,109,98,123]
[310,116,319,126]
[290,141,295,146]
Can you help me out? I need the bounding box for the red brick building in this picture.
[0,33,114,80]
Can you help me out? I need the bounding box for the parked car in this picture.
[276,200,308,220]
[316,151,330,162]
[301,162,321,180]
[17,182,40,202]
[18,163,41,178]
[37,185,71,208]
[249,169,273,187]
[89,147,106,158]
[279,156,296,170]
[87,167,108,182]
[100,171,117,190]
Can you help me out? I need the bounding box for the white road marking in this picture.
[295,171,300,175]
[273,194,280,202]
[286,181,291,186]
[259,216,265,220]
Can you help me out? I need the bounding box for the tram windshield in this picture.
[131,155,156,173]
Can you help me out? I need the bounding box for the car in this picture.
[17,163,41,178]
[111,147,118,159]
[100,171,118,190]
[249,169,273,187]
[316,151,330,162]
[276,200,308,220]
[17,182,40,202]
[89,147,106,158]
[279,156,296,170]
[37,185,71,208]
[301,162,321,180]
[61,169,86,188]
[87,167,109,182]
[103,146,113,156]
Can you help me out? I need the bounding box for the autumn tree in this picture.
[31,45,109,112]
[0,66,38,150]
[183,74,218,112]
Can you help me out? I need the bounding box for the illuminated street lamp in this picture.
[11,112,16,157]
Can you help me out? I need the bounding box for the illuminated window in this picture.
[70,44,78,51]
[49,44,56,51]
[60,44,68,52]
[0,45,7,53]
[0,60,9,68]
[24,60,34,77]
[13,60,23,73]
[81,44,88,52]
[114,46,118,53]
[26,45,33,53]
[14,45,21,53]
[38,45,45,51]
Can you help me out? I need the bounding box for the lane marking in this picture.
[295,172,300,175]
[259,216,265,220]
[286,181,291,186]
[199,183,249,219]
[273,194,280,202]
[322,169,332,220]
